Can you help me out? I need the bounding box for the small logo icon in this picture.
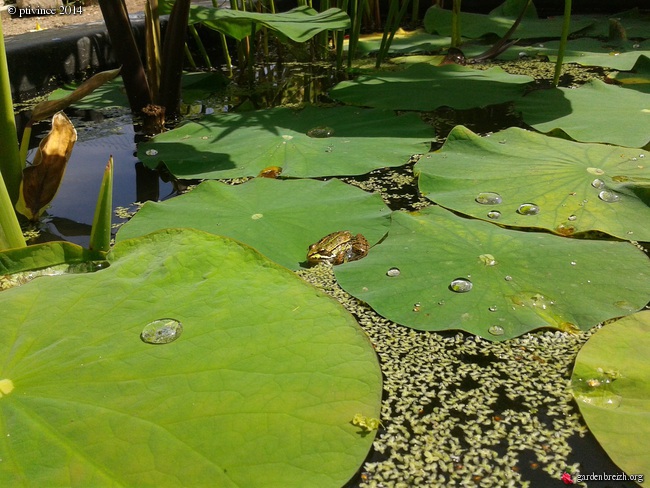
[561,471,575,485]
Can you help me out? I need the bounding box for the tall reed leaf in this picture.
[0,171,25,250]
[0,16,22,204]
[89,157,114,253]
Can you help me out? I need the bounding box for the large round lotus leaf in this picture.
[138,106,433,179]
[116,178,391,270]
[329,63,533,111]
[0,228,382,486]
[333,207,650,341]
[48,73,227,110]
[0,241,101,274]
[518,39,650,71]
[415,126,650,241]
[423,5,594,39]
[514,79,650,147]
[571,311,650,475]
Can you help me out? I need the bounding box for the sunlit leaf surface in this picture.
[139,106,433,179]
[571,311,650,475]
[416,126,650,240]
[334,207,650,340]
[117,178,391,270]
[0,229,381,486]
[515,80,650,147]
[329,63,533,110]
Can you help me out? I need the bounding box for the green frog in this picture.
[307,231,370,266]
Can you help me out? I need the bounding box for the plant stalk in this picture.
[552,0,572,87]
[451,0,461,48]
[0,16,23,204]
[98,0,152,113]
[158,0,192,119]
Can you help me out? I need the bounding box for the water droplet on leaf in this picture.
[587,167,605,175]
[517,203,539,215]
[449,278,473,293]
[145,149,158,156]
[487,210,501,219]
[475,192,502,205]
[386,267,401,277]
[568,214,577,221]
[141,318,183,344]
[307,126,335,138]
[598,190,620,203]
[488,325,504,336]
[591,178,605,189]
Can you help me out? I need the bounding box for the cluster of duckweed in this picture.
[341,155,433,212]
[297,264,595,487]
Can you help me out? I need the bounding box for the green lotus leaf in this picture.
[415,126,650,240]
[0,241,102,275]
[138,105,433,179]
[48,73,228,110]
[607,55,650,87]
[571,311,650,475]
[161,3,350,42]
[353,29,451,56]
[329,63,533,111]
[423,4,594,39]
[0,228,382,486]
[516,38,650,71]
[576,8,650,39]
[514,80,650,147]
[334,206,650,341]
[116,178,391,270]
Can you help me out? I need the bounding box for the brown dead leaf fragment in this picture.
[16,112,77,221]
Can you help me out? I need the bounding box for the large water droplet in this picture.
[488,325,504,336]
[307,126,335,138]
[487,210,501,219]
[598,190,621,203]
[449,278,473,293]
[591,178,605,189]
[386,267,401,277]
[475,192,502,205]
[141,318,183,344]
[517,203,539,215]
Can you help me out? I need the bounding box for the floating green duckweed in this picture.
[297,264,597,487]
